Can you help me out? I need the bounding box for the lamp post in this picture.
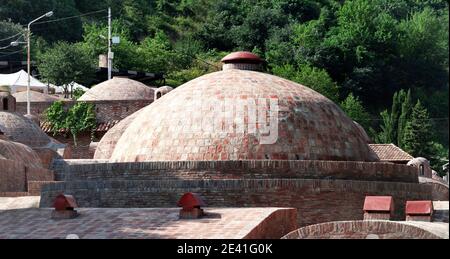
[22,11,53,115]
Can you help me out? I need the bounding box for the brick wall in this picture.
[282,220,443,239]
[40,160,448,227]
[52,132,104,159]
[52,160,419,183]
[16,102,67,121]
[40,178,434,227]
[0,159,26,192]
[90,100,151,123]
[244,208,298,239]
[0,158,54,193]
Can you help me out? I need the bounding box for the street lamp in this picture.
[24,11,53,115]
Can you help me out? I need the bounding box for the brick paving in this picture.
[0,207,291,239]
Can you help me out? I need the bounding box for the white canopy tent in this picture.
[53,82,89,94]
[0,70,48,93]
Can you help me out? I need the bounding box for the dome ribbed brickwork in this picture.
[108,68,379,162]
[79,77,154,101]
[0,112,51,148]
[0,139,43,168]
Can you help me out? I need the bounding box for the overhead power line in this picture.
[28,9,108,26]
[0,31,24,42]
[0,49,25,58]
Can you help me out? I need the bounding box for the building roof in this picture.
[368,144,413,162]
[109,52,379,162]
[12,90,66,103]
[40,120,120,134]
[0,112,51,148]
[0,207,296,239]
[78,77,155,101]
[94,110,143,159]
[0,138,43,168]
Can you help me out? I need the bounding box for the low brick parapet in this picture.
[52,160,419,183]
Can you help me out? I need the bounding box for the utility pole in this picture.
[25,11,53,115]
[107,7,112,80]
[26,27,31,115]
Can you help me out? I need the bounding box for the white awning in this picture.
[0,70,47,93]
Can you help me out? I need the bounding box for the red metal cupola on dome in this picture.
[221,51,264,71]
[221,51,264,64]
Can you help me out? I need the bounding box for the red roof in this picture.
[368,144,413,162]
[363,196,394,212]
[406,201,433,215]
[40,120,120,133]
[221,51,263,64]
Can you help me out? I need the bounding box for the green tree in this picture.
[272,64,339,103]
[0,0,83,43]
[340,93,371,130]
[403,100,433,157]
[375,89,411,145]
[0,21,26,62]
[397,89,412,148]
[44,101,67,136]
[37,42,95,97]
[44,101,96,145]
[65,102,96,146]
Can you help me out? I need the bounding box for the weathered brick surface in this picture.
[244,208,298,239]
[281,220,447,239]
[0,192,30,197]
[0,112,51,148]
[110,69,380,162]
[27,181,58,196]
[94,109,144,159]
[40,178,433,227]
[16,102,68,122]
[52,160,419,183]
[52,133,100,160]
[0,159,26,192]
[0,158,54,193]
[90,100,151,123]
[0,207,295,239]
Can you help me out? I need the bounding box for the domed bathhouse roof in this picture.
[0,111,52,148]
[94,109,144,159]
[0,138,43,168]
[78,77,155,101]
[12,90,66,102]
[108,52,379,162]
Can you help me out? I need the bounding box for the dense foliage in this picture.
[44,100,96,146]
[1,0,448,171]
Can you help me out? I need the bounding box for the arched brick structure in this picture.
[282,220,447,239]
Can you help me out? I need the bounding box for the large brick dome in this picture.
[108,53,379,162]
[0,111,51,148]
[79,77,154,101]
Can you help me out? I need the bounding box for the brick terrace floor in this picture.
[0,207,286,239]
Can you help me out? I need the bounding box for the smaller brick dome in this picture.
[79,77,155,101]
[13,90,65,102]
[0,111,51,148]
[0,138,43,168]
[94,109,144,159]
